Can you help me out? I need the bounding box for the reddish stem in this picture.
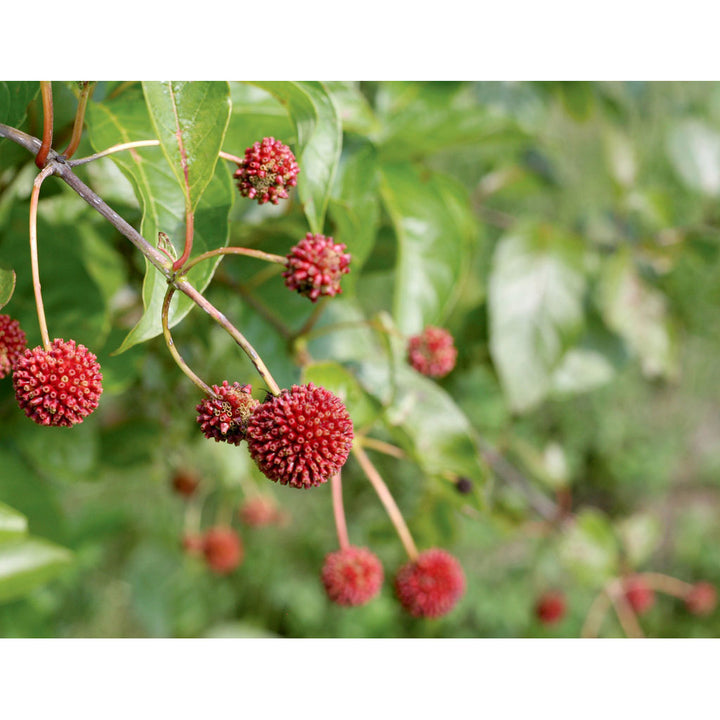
[35,82,53,168]
[63,82,94,160]
[352,443,419,561]
[331,472,350,551]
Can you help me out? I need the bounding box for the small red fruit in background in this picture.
[182,533,204,555]
[685,582,717,616]
[623,576,655,615]
[0,314,27,378]
[239,495,285,528]
[234,137,300,205]
[407,326,457,379]
[171,471,200,498]
[13,338,103,427]
[535,590,566,625]
[196,381,259,445]
[245,383,354,489]
[395,548,465,619]
[321,546,384,607]
[283,233,351,302]
[201,527,243,575]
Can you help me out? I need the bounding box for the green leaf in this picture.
[0,503,27,542]
[374,82,518,159]
[142,81,231,211]
[0,81,39,127]
[302,361,381,430]
[252,82,342,234]
[666,119,720,196]
[380,164,475,333]
[597,249,678,379]
[558,508,620,586]
[0,538,72,604]
[86,87,233,352]
[488,224,586,413]
[357,361,486,489]
[0,263,16,309]
[328,143,380,294]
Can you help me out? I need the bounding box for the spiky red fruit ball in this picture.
[239,496,284,527]
[321,546,384,607]
[624,576,655,615]
[234,137,300,205]
[395,548,465,619]
[535,590,567,625]
[283,233,351,302]
[245,383,353,489]
[407,326,457,379]
[196,381,259,445]
[0,314,27,379]
[13,339,103,427]
[201,527,243,574]
[685,582,717,616]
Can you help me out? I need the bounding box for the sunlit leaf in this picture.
[488,224,586,412]
[380,164,475,334]
[142,81,231,211]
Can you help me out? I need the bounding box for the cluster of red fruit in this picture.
[0,135,467,623]
[321,545,465,619]
[535,576,717,628]
[172,471,287,575]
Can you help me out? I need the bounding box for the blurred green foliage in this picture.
[0,81,719,638]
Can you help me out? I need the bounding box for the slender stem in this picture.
[173,207,194,272]
[182,246,286,274]
[293,297,328,340]
[352,443,419,561]
[35,82,53,169]
[638,572,694,598]
[0,125,283,397]
[219,150,244,165]
[177,280,282,396]
[161,285,214,396]
[580,589,612,639]
[63,82,95,160]
[217,270,293,340]
[607,579,644,638]
[29,165,56,350]
[331,472,350,551]
[68,139,160,167]
[357,436,407,459]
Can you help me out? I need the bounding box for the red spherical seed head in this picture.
[322,546,384,607]
[0,314,27,379]
[13,339,103,427]
[624,576,655,615]
[535,591,567,625]
[407,326,458,379]
[201,527,244,575]
[685,582,717,616]
[395,548,466,619]
[282,233,351,302]
[234,137,300,205]
[196,381,259,446]
[239,496,282,527]
[171,471,200,498]
[246,383,354,489]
